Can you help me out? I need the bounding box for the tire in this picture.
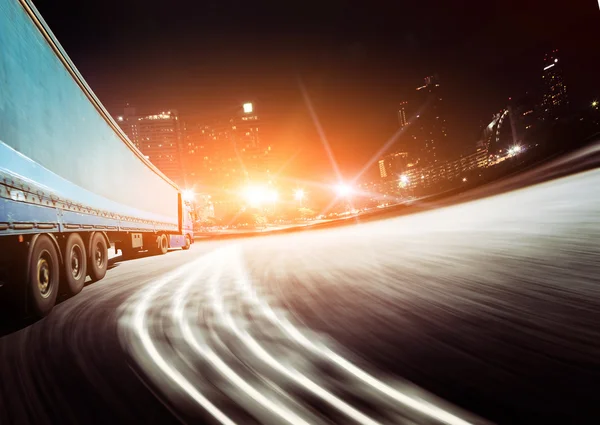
[159,234,168,255]
[27,234,60,317]
[63,233,87,296]
[182,235,191,250]
[88,233,108,282]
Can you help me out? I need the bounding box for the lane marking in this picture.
[130,251,237,425]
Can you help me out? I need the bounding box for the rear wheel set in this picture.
[24,232,108,317]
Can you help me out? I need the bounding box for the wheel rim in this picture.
[95,242,104,269]
[70,244,84,280]
[37,250,53,298]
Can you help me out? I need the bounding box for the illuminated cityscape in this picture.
[109,50,591,217]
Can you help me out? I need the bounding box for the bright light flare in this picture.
[266,189,278,203]
[242,186,278,207]
[294,189,305,201]
[508,145,522,156]
[335,184,353,197]
[592,100,599,108]
[182,189,195,202]
[400,175,409,184]
[243,102,253,113]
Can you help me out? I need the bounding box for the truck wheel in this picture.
[63,233,87,296]
[182,235,191,250]
[28,235,59,317]
[88,233,108,282]
[159,234,168,255]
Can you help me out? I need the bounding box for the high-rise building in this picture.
[541,50,568,121]
[182,122,214,189]
[409,75,447,166]
[398,101,409,128]
[116,108,185,185]
[183,102,271,196]
[230,102,269,184]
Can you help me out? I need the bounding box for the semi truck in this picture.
[0,0,194,316]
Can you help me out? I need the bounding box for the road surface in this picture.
[1,165,599,424]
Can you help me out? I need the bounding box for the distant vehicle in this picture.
[0,0,193,317]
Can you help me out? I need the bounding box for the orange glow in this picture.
[335,184,353,197]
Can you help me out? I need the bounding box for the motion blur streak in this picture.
[130,252,237,425]
[234,264,473,425]
[173,254,312,425]
[215,247,382,425]
[108,152,600,425]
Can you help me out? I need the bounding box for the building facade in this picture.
[180,102,271,200]
[116,108,185,185]
[541,50,568,121]
[407,75,447,167]
[397,101,409,128]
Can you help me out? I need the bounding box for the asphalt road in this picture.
[1,162,600,424]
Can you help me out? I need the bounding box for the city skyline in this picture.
[35,0,600,182]
[111,48,580,200]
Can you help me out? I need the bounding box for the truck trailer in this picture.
[0,0,194,316]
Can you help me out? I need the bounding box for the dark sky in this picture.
[35,0,600,181]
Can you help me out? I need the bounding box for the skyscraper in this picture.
[230,102,269,184]
[409,75,447,167]
[182,122,214,189]
[541,50,568,121]
[185,102,271,194]
[397,101,409,128]
[116,108,185,185]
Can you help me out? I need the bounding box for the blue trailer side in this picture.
[0,0,193,316]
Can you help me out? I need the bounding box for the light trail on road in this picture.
[173,251,313,425]
[121,243,480,425]
[233,250,474,425]
[129,250,237,425]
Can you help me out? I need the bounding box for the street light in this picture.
[508,145,522,156]
[242,185,278,207]
[294,189,305,202]
[592,100,599,109]
[335,183,353,197]
[182,189,195,203]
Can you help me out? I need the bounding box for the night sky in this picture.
[35,0,600,181]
